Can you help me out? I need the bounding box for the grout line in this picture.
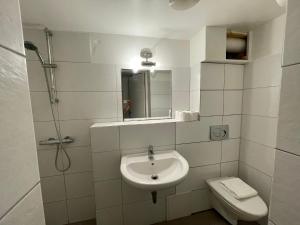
[276,148,300,157]
[240,137,276,149]
[0,181,40,221]
[239,161,273,178]
[241,113,279,119]
[282,62,300,68]
[243,85,281,90]
[0,44,26,58]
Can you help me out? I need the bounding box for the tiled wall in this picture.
[269,1,300,225]
[239,15,285,225]
[0,0,45,225]
[23,28,190,224]
[91,62,243,225]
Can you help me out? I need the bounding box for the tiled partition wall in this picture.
[238,15,285,225]
[23,28,190,224]
[0,0,45,224]
[269,1,300,225]
[91,118,241,225]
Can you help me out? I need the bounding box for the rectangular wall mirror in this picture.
[121,69,172,120]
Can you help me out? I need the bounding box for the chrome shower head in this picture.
[24,41,38,51]
[24,41,45,64]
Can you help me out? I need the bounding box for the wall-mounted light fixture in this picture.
[140,48,156,67]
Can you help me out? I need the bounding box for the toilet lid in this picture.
[207,177,268,218]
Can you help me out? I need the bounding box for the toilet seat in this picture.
[207,177,268,221]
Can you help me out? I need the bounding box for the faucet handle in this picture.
[148,145,153,150]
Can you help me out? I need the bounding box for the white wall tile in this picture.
[200,63,224,90]
[90,33,189,67]
[224,90,243,115]
[283,0,300,66]
[123,199,165,225]
[0,0,24,54]
[223,115,241,139]
[56,63,117,91]
[38,150,63,177]
[122,181,174,204]
[269,150,300,225]
[120,123,175,150]
[0,48,40,217]
[190,90,200,112]
[221,161,238,177]
[224,64,244,90]
[241,115,277,147]
[176,142,221,167]
[0,184,45,225]
[58,92,118,120]
[93,151,121,181]
[30,92,57,121]
[26,60,47,91]
[172,91,190,113]
[176,164,220,193]
[167,192,192,220]
[96,206,123,225]
[190,64,200,91]
[244,54,282,88]
[52,31,91,62]
[43,201,68,225]
[94,180,122,209]
[67,196,96,223]
[239,162,272,204]
[64,147,93,174]
[251,15,285,59]
[176,117,222,144]
[172,67,190,92]
[200,91,223,116]
[120,144,175,156]
[221,139,240,162]
[243,87,280,117]
[65,172,94,199]
[41,175,66,203]
[60,119,93,148]
[190,189,211,213]
[91,126,119,152]
[240,139,275,176]
[167,189,211,220]
[277,64,300,155]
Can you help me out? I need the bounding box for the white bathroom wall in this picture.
[23,28,190,224]
[239,14,286,225]
[0,0,45,225]
[91,117,242,225]
[269,1,300,225]
[91,61,243,225]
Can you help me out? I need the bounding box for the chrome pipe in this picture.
[45,28,57,104]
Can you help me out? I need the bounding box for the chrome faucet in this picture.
[148,145,154,160]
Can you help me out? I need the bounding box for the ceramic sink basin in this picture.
[120,150,189,191]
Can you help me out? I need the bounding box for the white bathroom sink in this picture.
[120,150,189,191]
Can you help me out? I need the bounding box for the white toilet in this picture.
[207,177,268,225]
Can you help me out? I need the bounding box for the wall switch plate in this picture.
[210,125,229,141]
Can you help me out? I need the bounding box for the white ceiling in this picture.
[19,0,284,40]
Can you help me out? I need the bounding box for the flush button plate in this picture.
[210,125,229,141]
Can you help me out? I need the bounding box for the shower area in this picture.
[24,28,96,224]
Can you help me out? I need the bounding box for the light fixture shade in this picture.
[169,0,200,10]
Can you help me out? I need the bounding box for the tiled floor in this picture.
[67,219,96,225]
[66,210,259,225]
[154,210,259,225]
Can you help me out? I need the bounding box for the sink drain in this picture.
[151,175,158,180]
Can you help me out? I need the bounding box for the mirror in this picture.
[121,69,172,120]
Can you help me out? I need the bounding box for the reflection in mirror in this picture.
[121,69,172,120]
